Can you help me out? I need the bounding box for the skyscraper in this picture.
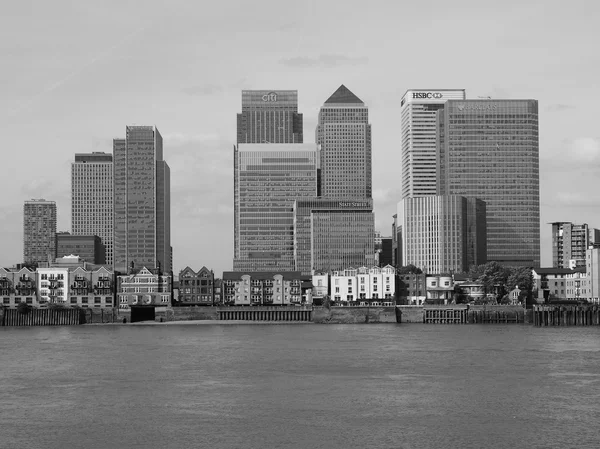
[397,196,486,274]
[294,198,375,275]
[400,89,465,199]
[113,126,171,274]
[438,99,540,267]
[295,85,375,274]
[71,152,113,265]
[23,199,57,265]
[317,85,371,199]
[237,90,303,144]
[233,143,318,271]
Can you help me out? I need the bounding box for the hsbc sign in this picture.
[412,92,443,99]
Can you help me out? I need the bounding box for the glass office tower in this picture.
[233,143,318,271]
[316,85,372,199]
[294,198,375,275]
[237,90,303,144]
[113,126,171,274]
[438,99,540,267]
[71,152,113,266]
[400,89,466,199]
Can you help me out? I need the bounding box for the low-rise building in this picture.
[0,266,37,308]
[425,274,454,304]
[311,273,329,300]
[330,265,396,304]
[222,272,304,306]
[532,267,573,302]
[117,267,171,309]
[1,262,114,309]
[397,272,426,305]
[178,266,215,306]
[67,266,113,308]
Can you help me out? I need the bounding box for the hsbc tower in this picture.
[400,89,465,199]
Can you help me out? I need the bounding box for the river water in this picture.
[1,323,599,449]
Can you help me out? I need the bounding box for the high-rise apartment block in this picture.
[233,143,318,271]
[551,222,600,269]
[113,126,171,274]
[400,89,465,198]
[71,152,113,265]
[23,199,57,265]
[237,90,303,144]
[438,99,540,267]
[317,85,372,199]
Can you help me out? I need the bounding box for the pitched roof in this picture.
[324,85,363,104]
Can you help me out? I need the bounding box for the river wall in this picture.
[312,306,398,324]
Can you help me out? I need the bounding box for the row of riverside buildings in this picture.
[13,86,600,312]
[5,252,600,310]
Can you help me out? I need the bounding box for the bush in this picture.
[17,302,32,314]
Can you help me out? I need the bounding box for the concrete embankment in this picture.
[312,306,398,324]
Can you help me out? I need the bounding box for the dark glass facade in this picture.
[294,199,375,275]
[438,100,540,267]
[113,126,171,274]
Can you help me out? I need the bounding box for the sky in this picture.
[1,0,599,275]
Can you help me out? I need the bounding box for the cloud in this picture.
[280,54,368,68]
[181,84,223,96]
[546,103,575,112]
[570,137,600,162]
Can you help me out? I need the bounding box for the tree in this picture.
[469,262,510,298]
[397,264,423,275]
[506,266,533,305]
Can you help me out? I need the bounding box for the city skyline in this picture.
[2,0,599,275]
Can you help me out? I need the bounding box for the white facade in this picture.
[37,268,70,305]
[586,247,600,303]
[400,89,465,199]
[311,274,329,299]
[331,265,395,303]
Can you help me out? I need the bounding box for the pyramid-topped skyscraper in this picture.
[317,84,371,199]
[293,85,375,276]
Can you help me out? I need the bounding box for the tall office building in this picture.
[233,143,318,271]
[400,89,465,199]
[551,222,600,269]
[294,198,375,275]
[317,85,371,199]
[71,152,113,265]
[298,85,375,273]
[237,90,303,144]
[23,199,57,265]
[438,99,540,267]
[397,196,486,274]
[113,126,171,274]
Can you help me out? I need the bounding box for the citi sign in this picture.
[412,92,443,99]
[262,92,278,102]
